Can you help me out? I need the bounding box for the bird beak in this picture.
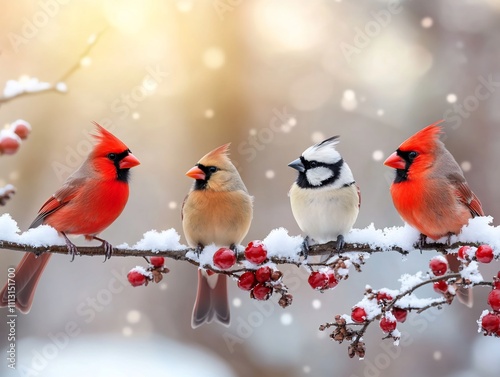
[384,152,406,170]
[288,158,305,173]
[119,153,140,169]
[186,166,206,180]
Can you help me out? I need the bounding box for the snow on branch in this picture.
[1,213,499,355]
[0,30,105,105]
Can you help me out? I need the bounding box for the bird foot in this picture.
[195,244,204,258]
[418,234,427,252]
[93,236,113,261]
[62,233,79,262]
[336,234,345,252]
[301,236,311,259]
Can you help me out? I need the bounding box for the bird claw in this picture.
[336,235,345,252]
[93,236,113,262]
[195,244,203,258]
[418,234,427,252]
[62,232,79,262]
[301,236,310,259]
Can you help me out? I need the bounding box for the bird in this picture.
[384,120,484,306]
[288,136,360,255]
[182,143,253,328]
[0,123,140,313]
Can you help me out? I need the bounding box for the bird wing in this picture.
[356,184,361,208]
[445,171,484,217]
[29,176,88,229]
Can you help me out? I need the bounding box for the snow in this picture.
[263,227,304,260]
[56,82,68,92]
[3,77,51,98]
[0,213,64,247]
[345,223,420,251]
[0,128,22,143]
[399,271,426,292]
[0,184,15,196]
[121,229,186,252]
[477,309,489,333]
[457,216,500,252]
[129,266,153,279]
[461,261,483,284]
[356,296,382,320]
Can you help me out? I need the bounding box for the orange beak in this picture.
[186,166,206,180]
[384,152,406,170]
[119,153,140,169]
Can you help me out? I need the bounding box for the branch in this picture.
[0,239,487,264]
[0,30,105,105]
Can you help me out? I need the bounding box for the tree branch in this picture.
[0,30,105,105]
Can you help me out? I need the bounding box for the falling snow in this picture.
[446,93,457,103]
[3,78,51,98]
[341,89,358,111]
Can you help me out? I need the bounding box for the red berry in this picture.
[12,121,31,140]
[433,280,448,294]
[237,271,257,291]
[488,289,500,311]
[482,313,500,333]
[127,270,147,287]
[458,246,471,260]
[392,307,408,323]
[213,248,236,270]
[326,272,338,289]
[255,266,272,283]
[308,271,328,290]
[0,135,20,155]
[376,292,393,302]
[379,317,397,333]
[244,241,268,265]
[351,307,367,323]
[476,245,494,264]
[429,257,448,276]
[251,283,272,300]
[150,256,165,268]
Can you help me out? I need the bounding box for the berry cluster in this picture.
[0,120,31,155]
[127,256,169,287]
[307,255,363,293]
[480,272,500,337]
[458,244,495,264]
[239,241,292,308]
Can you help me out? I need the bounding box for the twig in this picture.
[0,30,105,105]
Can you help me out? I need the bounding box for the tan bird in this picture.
[182,144,253,328]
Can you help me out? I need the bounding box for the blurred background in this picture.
[1,0,499,376]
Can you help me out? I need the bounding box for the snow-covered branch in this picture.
[0,30,104,105]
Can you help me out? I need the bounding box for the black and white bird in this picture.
[288,136,360,253]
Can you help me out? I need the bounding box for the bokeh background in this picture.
[1,0,499,376]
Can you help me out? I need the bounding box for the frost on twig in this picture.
[0,30,105,105]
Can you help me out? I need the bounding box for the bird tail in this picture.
[191,270,230,328]
[0,253,52,313]
[446,254,473,308]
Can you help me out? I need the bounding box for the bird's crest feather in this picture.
[302,136,341,164]
[399,120,444,153]
[91,122,129,155]
[198,143,231,166]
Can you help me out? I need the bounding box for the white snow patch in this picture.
[0,184,15,196]
[457,216,500,252]
[129,266,153,279]
[477,309,489,333]
[0,214,64,246]
[461,261,483,284]
[399,271,427,292]
[345,223,420,251]
[391,329,401,346]
[263,228,303,260]
[129,229,185,252]
[355,296,381,320]
[3,78,51,98]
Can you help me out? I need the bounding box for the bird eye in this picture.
[409,151,418,160]
[208,166,218,173]
[310,161,318,168]
[107,153,116,160]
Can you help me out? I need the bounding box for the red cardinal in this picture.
[0,123,140,313]
[182,144,253,328]
[384,121,484,306]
